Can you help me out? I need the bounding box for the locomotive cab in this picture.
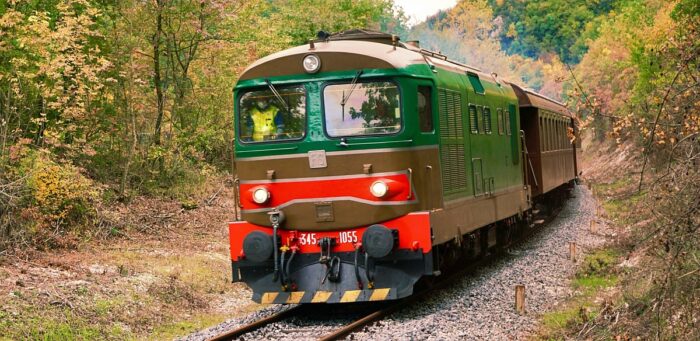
[230,31,440,303]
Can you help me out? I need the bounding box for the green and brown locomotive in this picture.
[228,30,580,304]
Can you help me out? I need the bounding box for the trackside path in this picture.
[352,185,609,340]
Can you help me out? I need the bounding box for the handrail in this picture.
[520,130,538,189]
[236,146,299,154]
[407,168,413,199]
[233,178,241,220]
[335,139,413,148]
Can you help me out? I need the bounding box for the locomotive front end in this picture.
[229,31,441,303]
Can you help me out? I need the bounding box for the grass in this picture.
[150,314,228,340]
[600,191,645,224]
[0,247,245,340]
[592,176,634,193]
[103,249,231,293]
[590,175,647,225]
[537,249,620,339]
[0,302,133,340]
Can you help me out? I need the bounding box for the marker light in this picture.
[252,187,271,204]
[302,54,321,73]
[370,180,389,198]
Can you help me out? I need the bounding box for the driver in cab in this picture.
[247,98,285,141]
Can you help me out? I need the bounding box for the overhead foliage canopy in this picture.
[0,0,406,248]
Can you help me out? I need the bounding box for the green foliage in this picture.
[0,0,409,241]
[577,249,619,282]
[488,0,617,63]
[0,148,103,250]
[19,150,100,221]
[408,0,569,97]
[269,0,402,45]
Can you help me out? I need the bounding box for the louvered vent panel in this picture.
[438,89,468,194]
[438,90,450,137]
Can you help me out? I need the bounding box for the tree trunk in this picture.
[119,76,137,198]
[152,0,164,146]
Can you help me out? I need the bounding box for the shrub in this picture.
[1,148,103,250]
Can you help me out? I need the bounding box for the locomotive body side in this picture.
[425,58,529,246]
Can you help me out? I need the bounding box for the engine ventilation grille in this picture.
[438,89,467,195]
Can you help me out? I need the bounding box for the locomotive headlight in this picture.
[302,54,321,73]
[252,187,271,204]
[370,180,389,198]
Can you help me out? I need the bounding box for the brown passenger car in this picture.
[513,84,580,197]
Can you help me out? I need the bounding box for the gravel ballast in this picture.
[183,185,609,340]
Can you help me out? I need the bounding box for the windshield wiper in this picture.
[265,79,290,112]
[340,70,364,121]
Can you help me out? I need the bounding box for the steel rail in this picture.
[207,305,303,341]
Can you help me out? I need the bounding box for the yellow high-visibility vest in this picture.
[250,106,278,141]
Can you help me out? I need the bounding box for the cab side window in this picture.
[418,86,433,132]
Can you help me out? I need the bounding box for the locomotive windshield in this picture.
[323,81,401,137]
[238,85,306,142]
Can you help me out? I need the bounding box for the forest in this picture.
[0,0,698,339]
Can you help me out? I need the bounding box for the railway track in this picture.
[207,204,561,341]
[207,251,513,341]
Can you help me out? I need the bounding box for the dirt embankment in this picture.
[0,181,257,340]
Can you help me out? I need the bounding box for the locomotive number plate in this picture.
[308,150,327,169]
[298,231,359,246]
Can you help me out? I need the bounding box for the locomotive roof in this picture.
[239,30,572,118]
[238,39,424,80]
[238,29,487,81]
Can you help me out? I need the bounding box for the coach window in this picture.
[556,121,561,150]
[539,117,544,149]
[559,121,563,150]
[418,86,433,132]
[559,121,564,149]
[544,117,548,151]
[543,118,547,151]
[544,117,549,151]
[469,105,478,134]
[560,121,565,149]
[497,108,504,135]
[483,107,492,134]
[505,108,512,135]
[477,106,485,133]
[548,118,554,151]
[547,118,552,151]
